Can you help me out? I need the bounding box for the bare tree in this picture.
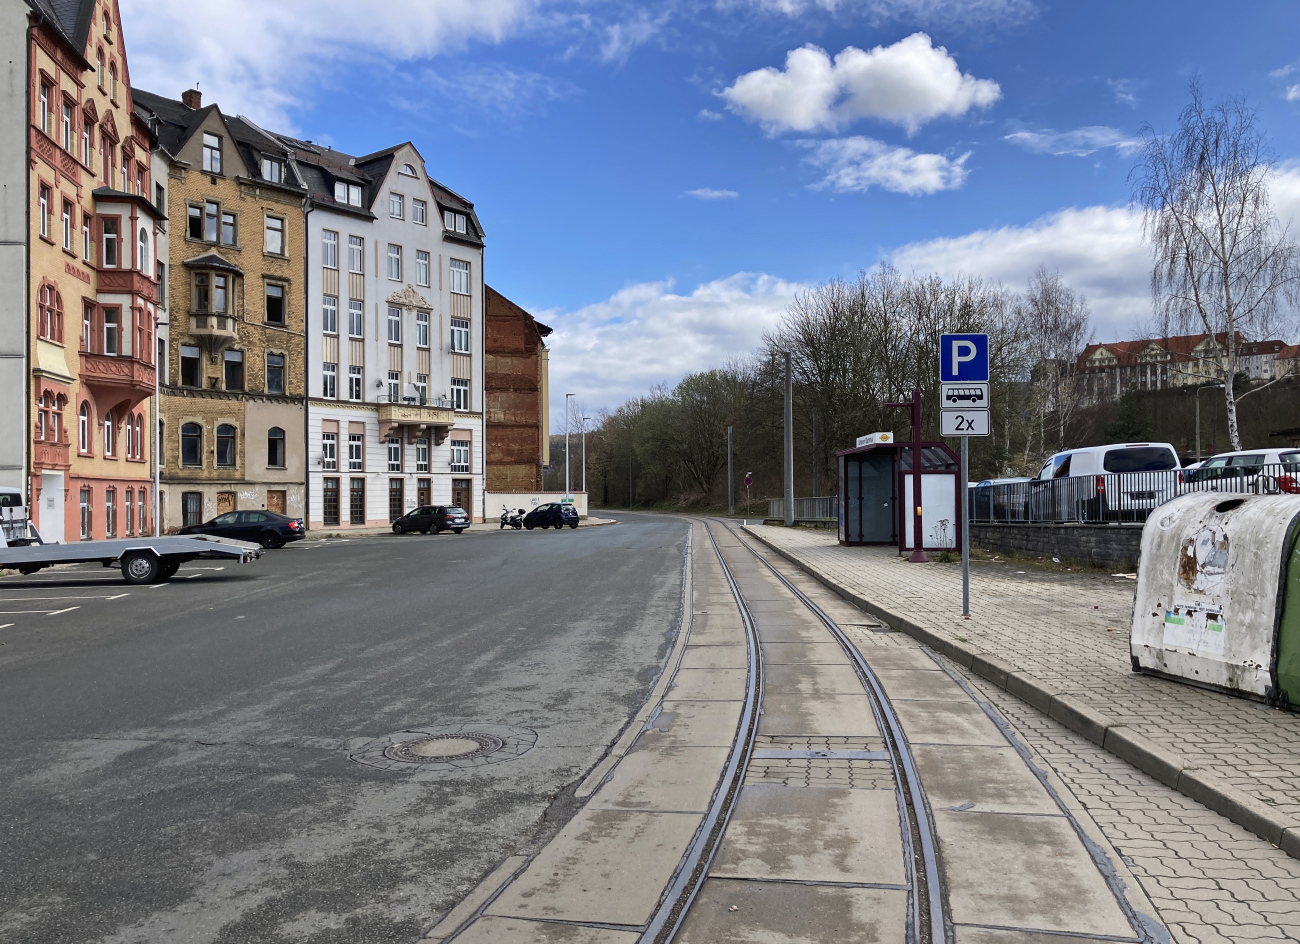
[1017,266,1092,460]
[1133,80,1300,449]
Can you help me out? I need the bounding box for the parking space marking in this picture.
[0,623,12,630]
[0,610,59,615]
[105,593,130,600]
[46,607,80,616]
[0,594,129,602]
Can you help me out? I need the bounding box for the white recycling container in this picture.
[1130,492,1300,703]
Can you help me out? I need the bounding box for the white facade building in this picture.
[280,138,487,526]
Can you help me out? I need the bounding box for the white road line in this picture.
[0,594,124,602]
[45,607,80,616]
[182,566,226,571]
[178,573,202,579]
[0,623,13,630]
[0,609,67,615]
[147,583,170,590]
[105,593,130,600]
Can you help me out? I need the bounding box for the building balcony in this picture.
[189,313,239,342]
[79,351,155,412]
[377,397,455,443]
[33,438,71,471]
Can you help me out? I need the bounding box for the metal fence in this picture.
[970,462,1300,524]
[766,496,838,521]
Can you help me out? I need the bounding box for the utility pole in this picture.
[565,393,574,499]
[581,416,590,494]
[727,425,735,516]
[784,352,794,527]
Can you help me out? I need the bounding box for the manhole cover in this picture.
[350,724,536,772]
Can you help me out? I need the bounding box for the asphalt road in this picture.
[0,514,687,944]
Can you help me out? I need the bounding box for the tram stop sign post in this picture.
[939,333,989,618]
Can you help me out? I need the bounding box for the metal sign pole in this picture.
[961,435,970,617]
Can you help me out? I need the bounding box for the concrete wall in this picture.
[0,0,27,490]
[488,491,588,519]
[971,522,1144,568]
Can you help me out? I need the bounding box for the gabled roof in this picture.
[181,252,243,274]
[26,0,94,66]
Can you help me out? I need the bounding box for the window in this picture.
[266,353,285,394]
[82,303,92,351]
[205,201,219,241]
[322,362,337,398]
[322,432,337,470]
[137,488,147,535]
[202,133,222,173]
[451,440,470,473]
[103,410,116,456]
[109,64,118,104]
[120,161,128,192]
[450,318,470,353]
[387,306,401,342]
[216,424,236,467]
[348,433,363,471]
[452,378,470,411]
[416,311,429,348]
[123,419,133,460]
[444,210,468,233]
[322,477,339,526]
[265,216,284,255]
[387,437,402,472]
[181,492,203,527]
[38,186,50,238]
[449,258,471,295]
[415,437,429,472]
[125,488,135,534]
[400,162,418,177]
[136,166,144,196]
[61,102,72,150]
[261,158,282,183]
[348,299,364,338]
[181,423,202,467]
[334,181,363,207]
[39,82,50,133]
[157,262,166,303]
[390,193,403,219]
[387,244,402,281]
[348,365,362,401]
[180,344,200,387]
[78,402,91,454]
[413,199,426,225]
[387,370,400,401]
[188,205,202,240]
[415,373,428,403]
[322,230,338,269]
[348,236,363,273]
[416,250,429,287]
[105,489,116,537]
[322,295,338,334]
[193,273,210,311]
[265,284,285,324]
[349,478,365,524]
[155,182,165,211]
[102,218,118,266]
[102,307,120,355]
[221,211,236,245]
[61,202,72,250]
[96,50,104,87]
[82,214,91,260]
[213,274,228,313]
[38,284,63,341]
[137,227,149,271]
[224,349,244,390]
[267,427,286,467]
[82,123,91,164]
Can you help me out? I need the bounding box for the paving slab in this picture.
[453,917,640,944]
[641,699,742,747]
[676,878,908,944]
[953,928,1126,944]
[911,744,1061,816]
[760,641,850,664]
[487,807,703,926]
[759,692,879,737]
[934,809,1134,938]
[710,783,905,885]
[891,697,1007,746]
[678,644,748,670]
[859,646,944,671]
[764,662,866,696]
[875,667,978,701]
[750,620,831,643]
[665,667,747,702]
[588,744,730,813]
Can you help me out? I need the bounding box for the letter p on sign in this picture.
[940,333,989,383]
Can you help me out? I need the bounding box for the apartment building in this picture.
[484,285,550,492]
[134,88,308,531]
[16,0,162,542]
[281,136,487,526]
[1078,333,1289,403]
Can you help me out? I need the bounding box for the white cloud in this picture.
[541,274,806,415]
[421,64,578,118]
[736,0,1035,26]
[1287,85,1300,103]
[686,188,740,199]
[720,33,999,135]
[698,108,725,121]
[804,136,969,194]
[121,0,534,127]
[1106,78,1141,108]
[1004,125,1141,157]
[598,9,669,64]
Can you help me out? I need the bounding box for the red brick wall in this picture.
[485,286,545,491]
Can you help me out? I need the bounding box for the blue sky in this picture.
[121,0,1300,418]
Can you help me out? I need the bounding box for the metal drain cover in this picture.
[350,724,536,772]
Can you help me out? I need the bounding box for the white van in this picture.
[1027,442,1181,521]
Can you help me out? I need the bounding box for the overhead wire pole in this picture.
[565,393,574,500]
[581,416,590,495]
[784,352,794,527]
[727,425,734,516]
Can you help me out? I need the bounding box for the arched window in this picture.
[36,392,51,441]
[124,412,133,457]
[79,402,91,454]
[53,395,65,443]
[216,424,236,467]
[399,162,418,176]
[137,227,149,272]
[103,410,115,456]
[180,422,202,467]
[135,414,144,459]
[109,63,118,104]
[97,49,104,88]
[267,427,286,468]
[38,284,63,342]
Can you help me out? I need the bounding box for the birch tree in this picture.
[1018,266,1092,459]
[1133,80,1300,449]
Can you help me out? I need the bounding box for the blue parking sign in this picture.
[940,333,989,382]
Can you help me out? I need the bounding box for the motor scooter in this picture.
[499,505,524,530]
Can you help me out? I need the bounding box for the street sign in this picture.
[855,432,893,448]
[940,333,990,382]
[941,409,990,437]
[744,472,753,487]
[940,382,988,408]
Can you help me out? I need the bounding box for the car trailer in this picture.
[0,505,261,584]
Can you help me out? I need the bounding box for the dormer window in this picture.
[202,133,222,174]
[333,181,362,207]
[443,210,468,235]
[261,158,282,183]
[399,162,418,177]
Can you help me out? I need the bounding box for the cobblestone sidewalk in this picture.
[746,525,1300,854]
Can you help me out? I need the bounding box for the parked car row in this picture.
[179,510,305,548]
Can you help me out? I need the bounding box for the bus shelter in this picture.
[838,441,961,552]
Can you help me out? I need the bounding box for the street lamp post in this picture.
[581,416,590,495]
[783,352,794,527]
[565,393,574,499]
[1195,383,1225,459]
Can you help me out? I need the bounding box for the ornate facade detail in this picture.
[387,284,431,311]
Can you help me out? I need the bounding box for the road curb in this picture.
[743,525,1300,861]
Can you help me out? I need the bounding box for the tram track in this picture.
[643,516,949,944]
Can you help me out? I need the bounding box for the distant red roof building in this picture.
[1078,333,1289,401]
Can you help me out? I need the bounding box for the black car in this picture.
[523,502,579,530]
[179,510,304,548]
[391,505,470,534]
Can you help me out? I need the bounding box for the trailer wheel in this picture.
[17,564,42,576]
[160,559,181,580]
[121,551,161,585]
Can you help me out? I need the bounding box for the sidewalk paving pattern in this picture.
[745,524,1300,857]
